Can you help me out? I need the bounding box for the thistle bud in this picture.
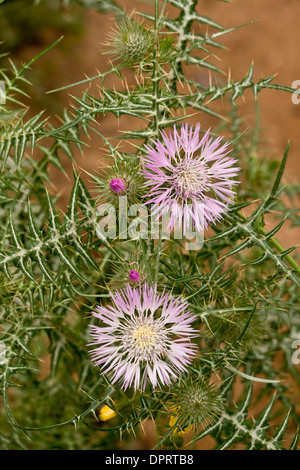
[91,159,144,207]
[169,378,222,431]
[110,178,126,194]
[129,269,141,282]
[108,19,154,67]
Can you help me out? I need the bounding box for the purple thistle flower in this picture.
[129,270,141,282]
[88,284,197,390]
[141,124,240,233]
[110,178,126,194]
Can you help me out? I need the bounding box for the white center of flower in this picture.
[172,158,210,199]
[121,316,169,362]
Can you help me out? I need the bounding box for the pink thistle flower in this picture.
[110,178,126,194]
[141,124,240,233]
[129,270,141,282]
[88,284,197,390]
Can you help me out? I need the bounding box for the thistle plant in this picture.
[0,0,300,451]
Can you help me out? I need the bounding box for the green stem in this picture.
[152,0,160,134]
[237,211,300,274]
[259,227,300,273]
[154,229,163,284]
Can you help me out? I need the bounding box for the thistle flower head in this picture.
[107,250,154,289]
[141,124,240,233]
[88,284,197,390]
[108,19,154,66]
[91,159,144,206]
[110,178,126,194]
[129,269,141,282]
[170,378,222,430]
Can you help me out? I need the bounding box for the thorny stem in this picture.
[147,0,163,277]
[238,211,300,273]
[152,0,160,135]
[260,227,300,273]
